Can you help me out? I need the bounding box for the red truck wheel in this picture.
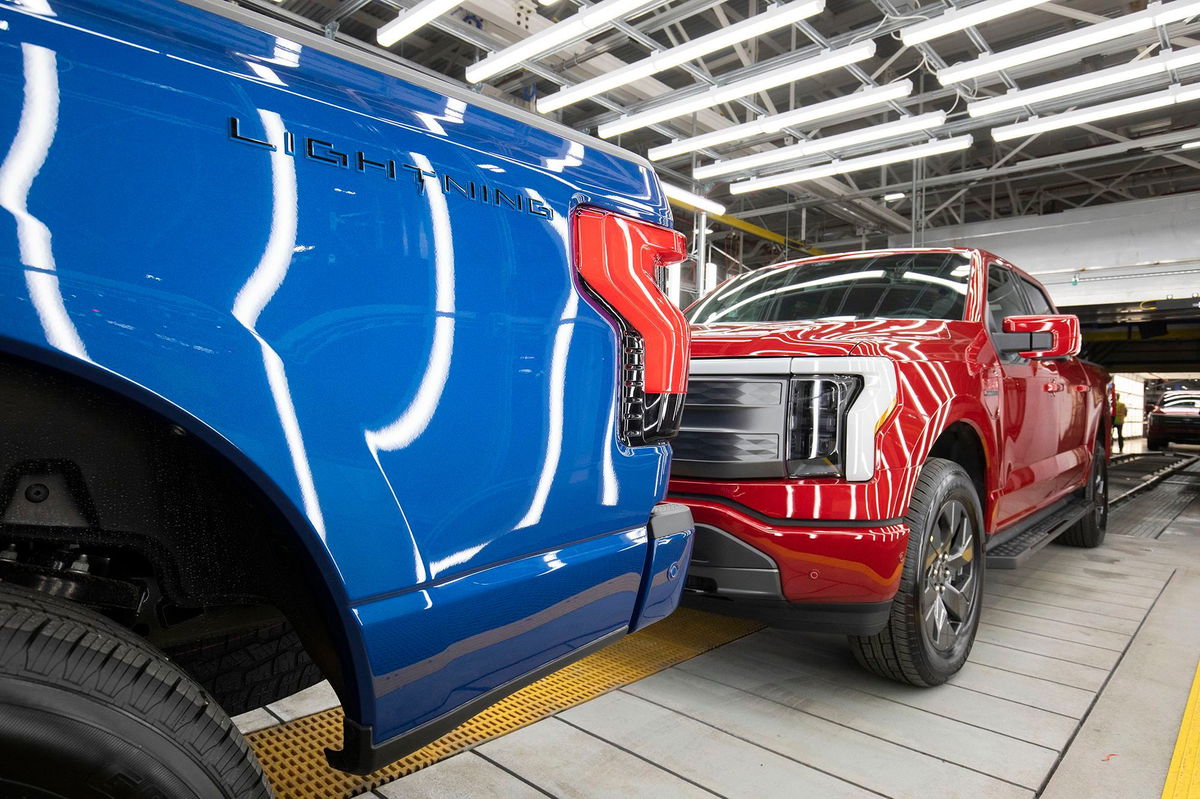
[1060,444,1108,548]
[850,458,984,687]
[0,583,271,799]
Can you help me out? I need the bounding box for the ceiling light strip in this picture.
[991,82,1200,141]
[660,181,726,215]
[597,41,877,139]
[647,80,913,161]
[377,0,465,47]
[692,110,947,179]
[728,135,974,194]
[967,47,1200,118]
[536,0,825,113]
[900,0,1052,46]
[465,0,670,83]
[936,0,1200,86]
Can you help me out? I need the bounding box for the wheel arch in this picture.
[0,340,369,722]
[924,419,993,532]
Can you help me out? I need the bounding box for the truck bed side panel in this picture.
[0,0,673,743]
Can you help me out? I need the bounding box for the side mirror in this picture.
[995,314,1081,359]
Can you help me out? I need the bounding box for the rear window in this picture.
[687,252,970,325]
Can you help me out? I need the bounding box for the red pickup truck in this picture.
[669,248,1110,686]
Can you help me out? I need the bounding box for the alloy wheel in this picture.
[920,499,977,653]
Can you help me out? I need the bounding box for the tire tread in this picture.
[848,458,982,687]
[164,621,323,716]
[0,583,270,799]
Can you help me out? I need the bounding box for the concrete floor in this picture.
[238,472,1200,799]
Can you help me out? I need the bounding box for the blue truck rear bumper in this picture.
[329,503,693,774]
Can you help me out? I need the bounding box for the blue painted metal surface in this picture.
[0,0,690,753]
[630,531,695,632]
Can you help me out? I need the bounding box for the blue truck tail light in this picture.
[573,207,690,446]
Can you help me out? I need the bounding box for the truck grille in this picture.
[670,375,790,480]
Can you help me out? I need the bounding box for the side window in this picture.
[986,264,1030,331]
[1019,278,1055,315]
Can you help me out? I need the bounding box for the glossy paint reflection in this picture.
[230,109,326,539]
[0,43,87,360]
[364,152,456,454]
[515,188,579,530]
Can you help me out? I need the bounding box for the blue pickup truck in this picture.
[0,0,695,794]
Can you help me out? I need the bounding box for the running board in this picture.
[985,498,1091,569]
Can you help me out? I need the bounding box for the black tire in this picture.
[164,620,323,716]
[1060,444,1108,548]
[0,582,271,799]
[849,458,984,687]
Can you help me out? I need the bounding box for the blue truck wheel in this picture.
[0,583,271,799]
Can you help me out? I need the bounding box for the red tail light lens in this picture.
[573,207,690,445]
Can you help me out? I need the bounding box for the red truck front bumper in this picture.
[671,494,909,634]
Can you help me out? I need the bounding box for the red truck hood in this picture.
[689,319,955,359]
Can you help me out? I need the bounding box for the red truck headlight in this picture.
[573,207,689,446]
[786,375,862,478]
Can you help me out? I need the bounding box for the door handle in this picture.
[1044,381,1064,393]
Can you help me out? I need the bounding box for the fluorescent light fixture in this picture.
[883,191,906,201]
[661,181,726,215]
[691,111,946,179]
[536,0,824,113]
[1153,0,1200,25]
[598,41,876,138]
[990,83,1200,141]
[465,0,667,83]
[937,9,1158,85]
[729,135,974,194]
[1184,139,1200,149]
[377,0,463,47]
[901,0,1050,46]
[967,48,1200,118]
[647,81,913,161]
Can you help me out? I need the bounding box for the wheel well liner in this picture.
[0,343,363,718]
[926,421,989,528]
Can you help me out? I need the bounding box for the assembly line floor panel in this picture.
[241,475,1200,799]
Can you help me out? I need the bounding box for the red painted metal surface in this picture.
[685,498,908,603]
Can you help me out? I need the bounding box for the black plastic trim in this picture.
[668,493,903,529]
[325,628,625,775]
[648,503,694,539]
[683,593,892,636]
[985,495,1073,552]
[993,331,1054,354]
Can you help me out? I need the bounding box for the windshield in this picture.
[687,252,971,325]
[1162,393,1200,410]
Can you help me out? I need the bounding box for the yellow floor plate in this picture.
[247,608,763,799]
[1163,657,1200,798]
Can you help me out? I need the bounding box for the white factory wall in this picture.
[890,193,1200,309]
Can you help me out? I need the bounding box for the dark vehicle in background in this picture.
[1148,391,1200,449]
